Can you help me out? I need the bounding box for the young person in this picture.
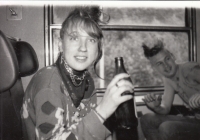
[140,40,200,140]
[21,6,134,140]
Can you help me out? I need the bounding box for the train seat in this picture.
[0,30,39,140]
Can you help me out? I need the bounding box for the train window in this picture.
[52,5,76,24]
[52,6,185,27]
[102,31,188,87]
[101,7,185,26]
[46,5,196,90]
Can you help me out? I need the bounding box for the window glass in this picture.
[102,7,185,26]
[102,31,188,87]
[52,5,77,24]
[52,6,185,27]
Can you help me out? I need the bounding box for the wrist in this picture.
[151,105,161,111]
[95,105,108,121]
[93,108,106,123]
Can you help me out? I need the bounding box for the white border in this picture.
[1,1,200,8]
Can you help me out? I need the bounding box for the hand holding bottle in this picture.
[96,73,134,122]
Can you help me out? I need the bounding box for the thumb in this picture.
[142,98,146,103]
[157,95,162,101]
[119,95,133,104]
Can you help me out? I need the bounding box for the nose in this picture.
[163,61,170,70]
[78,38,87,52]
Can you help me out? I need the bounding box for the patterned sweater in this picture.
[165,62,200,118]
[21,66,110,140]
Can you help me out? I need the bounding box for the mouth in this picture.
[74,56,87,62]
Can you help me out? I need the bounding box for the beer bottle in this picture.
[114,57,138,129]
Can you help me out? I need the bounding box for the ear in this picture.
[58,38,63,52]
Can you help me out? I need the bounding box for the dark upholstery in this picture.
[0,30,39,140]
[14,41,38,77]
[0,30,18,92]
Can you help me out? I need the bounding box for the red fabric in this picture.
[21,66,110,140]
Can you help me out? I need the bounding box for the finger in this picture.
[112,86,133,104]
[143,95,150,103]
[191,94,199,109]
[145,94,152,102]
[142,98,147,104]
[117,86,134,97]
[157,95,162,101]
[189,94,200,109]
[188,99,193,109]
[118,94,133,104]
[116,79,134,89]
[193,96,199,108]
[149,93,156,101]
[107,73,130,90]
[193,95,200,108]
[195,95,200,108]
[146,94,155,102]
[106,84,118,96]
[189,97,195,109]
[107,81,134,98]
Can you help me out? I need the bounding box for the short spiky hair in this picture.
[142,40,164,59]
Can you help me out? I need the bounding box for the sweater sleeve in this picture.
[183,62,200,84]
[33,88,111,140]
[189,63,200,84]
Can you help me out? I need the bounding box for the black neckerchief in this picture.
[56,55,95,107]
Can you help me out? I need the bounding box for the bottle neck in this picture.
[115,57,127,74]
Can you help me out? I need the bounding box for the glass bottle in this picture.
[114,57,138,129]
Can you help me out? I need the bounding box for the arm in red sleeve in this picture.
[34,88,111,140]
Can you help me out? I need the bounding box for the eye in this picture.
[166,56,171,61]
[88,38,97,43]
[69,35,79,41]
[156,62,162,66]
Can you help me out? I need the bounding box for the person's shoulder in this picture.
[26,65,61,92]
[32,65,59,80]
[179,61,199,69]
[179,62,200,76]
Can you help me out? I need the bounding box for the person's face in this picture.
[149,50,178,78]
[61,28,98,71]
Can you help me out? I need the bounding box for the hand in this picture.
[142,93,162,110]
[188,93,200,109]
[96,73,134,121]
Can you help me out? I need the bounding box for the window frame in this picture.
[44,5,197,99]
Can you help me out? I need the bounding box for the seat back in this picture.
[0,30,18,92]
[0,30,39,140]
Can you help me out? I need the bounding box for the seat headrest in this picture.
[0,30,39,92]
[13,41,39,77]
[0,30,18,92]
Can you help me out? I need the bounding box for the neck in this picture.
[72,68,86,76]
[61,55,86,76]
